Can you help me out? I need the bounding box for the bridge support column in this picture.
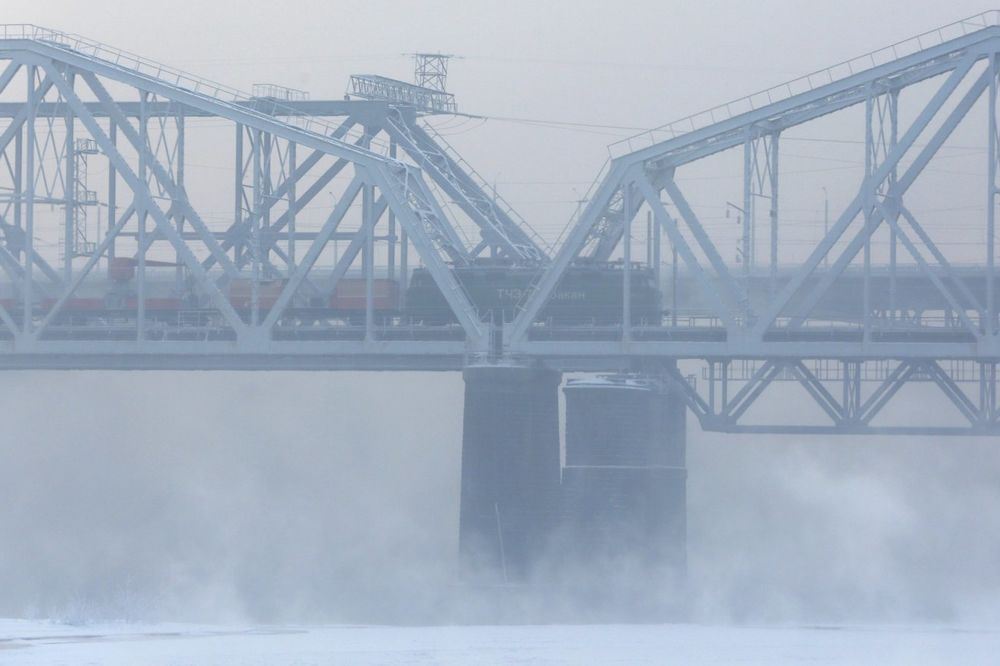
[458,364,561,581]
[561,371,687,608]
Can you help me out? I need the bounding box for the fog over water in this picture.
[2,0,1000,627]
[0,372,998,624]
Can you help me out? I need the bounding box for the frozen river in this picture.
[1,619,998,665]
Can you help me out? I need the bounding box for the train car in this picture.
[0,279,188,325]
[329,278,400,312]
[227,278,287,311]
[404,263,663,325]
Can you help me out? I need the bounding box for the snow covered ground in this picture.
[1,618,998,665]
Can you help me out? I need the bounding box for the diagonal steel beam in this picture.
[507,160,630,345]
[260,176,364,331]
[222,137,365,272]
[45,62,248,335]
[0,70,54,159]
[725,360,784,422]
[662,177,742,316]
[923,360,982,424]
[752,56,983,336]
[368,164,484,343]
[857,361,918,424]
[898,204,985,317]
[255,157,351,251]
[588,184,644,262]
[878,200,981,335]
[0,298,17,339]
[636,174,735,328]
[384,111,544,262]
[782,64,992,329]
[79,70,241,280]
[791,361,844,424]
[31,201,132,338]
[0,60,21,101]
[0,244,24,284]
[262,123,357,205]
[660,363,711,421]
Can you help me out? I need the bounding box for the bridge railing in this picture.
[704,358,989,383]
[608,10,1000,157]
[0,24,395,156]
[420,120,552,257]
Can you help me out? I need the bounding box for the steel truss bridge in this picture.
[0,15,999,435]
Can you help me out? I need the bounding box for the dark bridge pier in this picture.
[458,362,688,601]
[561,372,688,575]
[458,364,562,581]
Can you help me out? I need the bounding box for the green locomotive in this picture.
[404,263,663,325]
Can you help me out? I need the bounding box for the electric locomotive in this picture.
[404,262,663,325]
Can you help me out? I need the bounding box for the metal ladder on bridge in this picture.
[385,109,549,263]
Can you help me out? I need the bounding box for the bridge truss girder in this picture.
[0,34,489,352]
[671,358,1000,435]
[505,18,1000,434]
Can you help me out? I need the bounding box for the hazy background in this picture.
[0,0,999,625]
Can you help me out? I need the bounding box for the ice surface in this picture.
[1,618,998,665]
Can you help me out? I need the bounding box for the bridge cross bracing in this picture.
[0,16,998,434]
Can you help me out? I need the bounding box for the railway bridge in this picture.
[1,13,999,583]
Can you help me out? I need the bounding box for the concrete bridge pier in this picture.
[458,364,562,582]
[557,368,689,617]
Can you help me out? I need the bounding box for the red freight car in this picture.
[330,278,399,312]
[227,278,287,310]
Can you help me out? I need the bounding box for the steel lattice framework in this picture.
[506,12,1000,435]
[0,24,490,368]
[0,16,998,434]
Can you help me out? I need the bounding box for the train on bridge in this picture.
[0,260,665,329]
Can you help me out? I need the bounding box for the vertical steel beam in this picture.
[670,239,678,328]
[742,133,753,278]
[363,181,375,342]
[769,132,779,299]
[63,72,74,281]
[12,127,21,236]
[843,361,861,422]
[137,90,147,340]
[989,53,998,335]
[234,122,244,265]
[981,362,998,422]
[708,360,716,414]
[287,141,296,267]
[251,128,261,326]
[753,58,981,336]
[863,90,874,343]
[652,208,662,295]
[888,89,900,321]
[622,184,632,341]
[646,212,652,267]
[400,224,408,308]
[259,177,365,332]
[176,112,185,290]
[23,64,35,335]
[107,120,116,269]
[49,66,247,335]
[260,132,273,278]
[387,138,397,282]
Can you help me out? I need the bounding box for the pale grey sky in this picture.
[7,0,997,239]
